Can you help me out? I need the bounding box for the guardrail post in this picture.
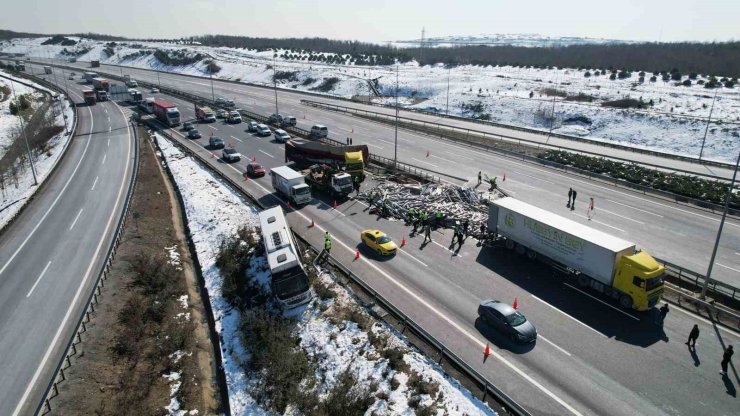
[481,381,489,401]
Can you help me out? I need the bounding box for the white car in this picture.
[151,87,159,93]
[228,111,242,123]
[222,148,242,162]
[256,124,271,136]
[273,129,291,143]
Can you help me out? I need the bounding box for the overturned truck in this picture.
[285,138,368,181]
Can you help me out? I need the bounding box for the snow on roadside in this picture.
[154,131,496,415]
[0,70,75,231]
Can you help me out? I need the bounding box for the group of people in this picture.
[345,137,354,145]
[477,171,497,191]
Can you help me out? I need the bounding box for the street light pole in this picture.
[445,66,451,116]
[698,88,718,160]
[273,56,279,115]
[394,64,399,170]
[210,72,215,102]
[10,80,38,186]
[701,150,740,298]
[546,71,559,144]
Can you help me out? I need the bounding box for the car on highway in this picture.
[215,97,226,105]
[256,124,271,136]
[68,74,74,80]
[273,129,291,143]
[246,121,259,132]
[280,116,297,127]
[217,109,228,119]
[187,129,202,139]
[228,111,242,123]
[151,87,159,93]
[222,147,242,163]
[477,299,537,343]
[310,124,328,138]
[209,136,225,149]
[182,121,195,131]
[268,113,284,125]
[246,162,265,177]
[361,229,398,256]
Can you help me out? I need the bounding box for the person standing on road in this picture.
[657,303,669,324]
[350,137,353,145]
[451,223,459,247]
[567,187,573,208]
[324,238,331,254]
[477,171,482,186]
[720,345,734,375]
[353,176,361,196]
[571,189,578,211]
[686,324,700,348]
[463,219,470,238]
[423,223,432,243]
[325,232,331,244]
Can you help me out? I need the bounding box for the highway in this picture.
[19,60,740,415]
[30,58,740,288]
[0,64,136,415]
[137,89,739,415]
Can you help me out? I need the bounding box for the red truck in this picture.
[91,77,110,91]
[285,138,368,180]
[83,89,96,106]
[152,99,181,127]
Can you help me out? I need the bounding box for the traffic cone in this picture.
[503,173,506,181]
[309,218,314,228]
[512,297,518,309]
[401,236,406,247]
[243,174,248,182]
[484,343,492,357]
[286,201,291,210]
[332,200,338,209]
[354,249,360,261]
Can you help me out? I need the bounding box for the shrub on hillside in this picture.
[310,77,340,92]
[601,98,646,109]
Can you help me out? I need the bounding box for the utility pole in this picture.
[445,66,451,116]
[210,72,215,102]
[698,88,718,160]
[701,150,740,298]
[157,70,161,87]
[394,64,399,170]
[10,80,38,186]
[545,71,559,144]
[273,56,279,115]
[419,27,425,67]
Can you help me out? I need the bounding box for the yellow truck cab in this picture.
[344,151,365,178]
[612,251,665,310]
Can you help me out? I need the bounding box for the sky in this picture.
[1,0,737,43]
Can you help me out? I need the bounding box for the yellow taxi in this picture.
[361,229,398,256]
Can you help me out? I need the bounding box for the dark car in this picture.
[209,136,225,149]
[477,299,537,343]
[182,121,194,131]
[246,162,265,177]
[187,129,201,139]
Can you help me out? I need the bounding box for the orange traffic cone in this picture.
[512,297,518,309]
[286,201,292,210]
[309,218,315,228]
[354,249,360,260]
[503,173,506,181]
[484,342,492,357]
[401,236,406,247]
[243,175,248,182]
[211,153,215,158]
[332,200,338,209]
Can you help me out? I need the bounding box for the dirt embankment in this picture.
[50,127,219,415]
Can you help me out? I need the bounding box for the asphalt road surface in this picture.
[0,65,136,415]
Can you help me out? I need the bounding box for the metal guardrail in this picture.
[303,99,740,216]
[36,57,736,171]
[149,123,529,416]
[657,257,740,308]
[36,122,140,415]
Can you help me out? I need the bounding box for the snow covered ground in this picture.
[154,132,496,415]
[0,70,74,230]
[5,36,737,162]
[0,75,43,158]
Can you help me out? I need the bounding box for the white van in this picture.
[281,116,297,127]
[139,97,155,114]
[310,124,328,138]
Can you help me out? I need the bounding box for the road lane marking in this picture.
[716,263,740,273]
[538,335,572,356]
[530,295,607,337]
[14,100,134,416]
[411,158,439,168]
[563,283,640,321]
[573,213,625,232]
[108,125,111,133]
[366,143,384,150]
[430,154,459,163]
[207,125,218,130]
[230,135,242,142]
[26,261,52,298]
[107,138,110,147]
[511,170,555,185]
[506,179,537,189]
[375,138,394,145]
[597,207,645,225]
[69,208,83,230]
[258,149,274,158]
[604,199,663,218]
[161,135,582,415]
[0,93,94,277]
[101,153,107,165]
[399,249,429,267]
[91,176,99,191]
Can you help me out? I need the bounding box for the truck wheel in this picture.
[526,249,537,260]
[619,295,633,309]
[515,243,526,256]
[505,239,515,250]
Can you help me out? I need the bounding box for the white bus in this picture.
[258,206,312,308]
